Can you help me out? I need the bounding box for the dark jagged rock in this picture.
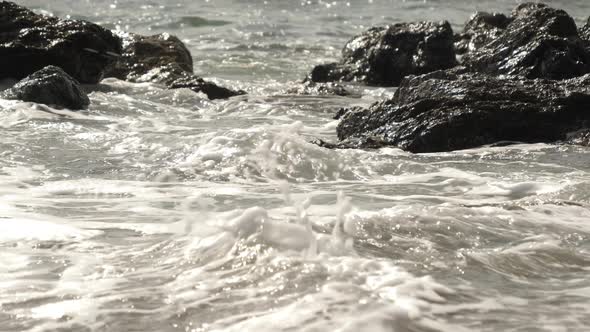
[328,70,590,153]
[454,12,511,55]
[104,32,243,100]
[308,21,457,87]
[462,4,590,80]
[104,33,193,80]
[1,65,89,109]
[0,1,121,83]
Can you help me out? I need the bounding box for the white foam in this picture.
[0,218,101,242]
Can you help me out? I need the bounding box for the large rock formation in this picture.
[1,65,90,109]
[308,21,457,87]
[104,33,244,100]
[320,70,590,153]
[0,1,121,83]
[462,3,590,80]
[454,12,511,55]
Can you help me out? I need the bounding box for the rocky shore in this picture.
[2,1,590,152]
[0,1,242,109]
[314,2,590,152]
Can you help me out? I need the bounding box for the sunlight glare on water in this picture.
[2,0,590,331]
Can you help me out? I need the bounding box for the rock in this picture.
[564,129,590,147]
[308,21,457,87]
[0,1,121,83]
[510,2,547,17]
[1,65,90,109]
[581,17,590,42]
[462,4,590,80]
[104,33,193,80]
[454,12,511,55]
[104,32,244,100]
[166,67,245,100]
[286,81,351,96]
[328,70,590,153]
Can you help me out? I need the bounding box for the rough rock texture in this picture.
[323,70,590,153]
[511,2,548,17]
[0,1,121,83]
[462,4,590,80]
[454,12,511,55]
[104,33,193,80]
[308,21,457,86]
[1,65,90,109]
[104,32,243,100]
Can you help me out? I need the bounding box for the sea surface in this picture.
[2,0,590,331]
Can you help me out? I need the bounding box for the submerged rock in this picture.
[308,21,457,87]
[286,81,351,96]
[454,12,511,55]
[104,32,243,100]
[327,70,590,153]
[1,65,90,109]
[0,1,121,83]
[462,3,590,80]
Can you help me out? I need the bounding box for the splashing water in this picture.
[3,0,590,331]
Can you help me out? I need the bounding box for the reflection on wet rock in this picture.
[308,21,457,87]
[462,3,590,79]
[0,1,121,83]
[329,71,590,152]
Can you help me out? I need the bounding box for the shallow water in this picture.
[2,0,590,331]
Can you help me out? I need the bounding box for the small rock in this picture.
[104,32,243,100]
[1,65,90,110]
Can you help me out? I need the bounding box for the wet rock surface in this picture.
[564,129,590,147]
[104,32,244,100]
[454,12,511,55]
[104,33,193,81]
[308,21,457,87]
[1,65,90,109]
[317,3,590,153]
[328,70,590,153]
[461,4,590,80]
[286,81,351,97]
[0,1,121,83]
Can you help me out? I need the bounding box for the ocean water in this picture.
[2,0,590,331]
